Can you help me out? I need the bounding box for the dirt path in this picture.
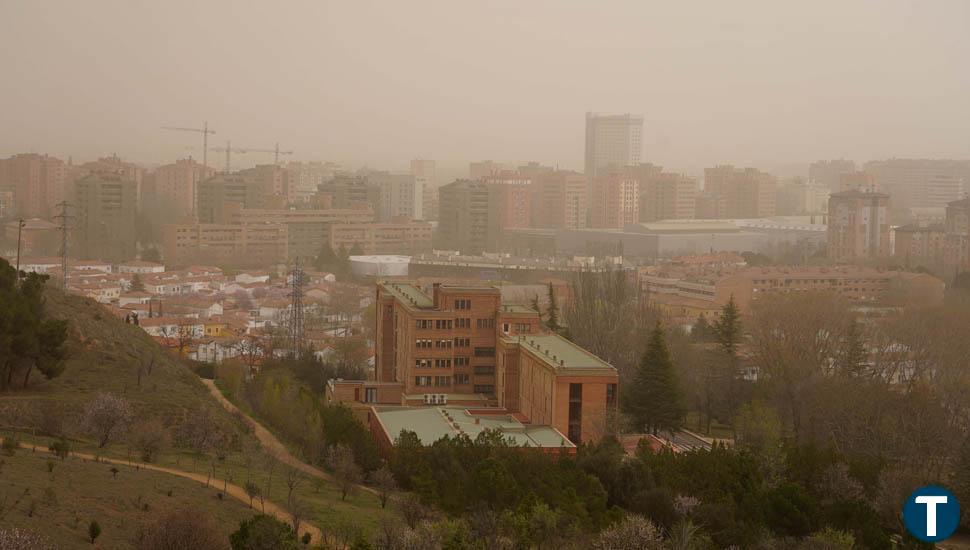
[201,379,379,496]
[22,443,322,543]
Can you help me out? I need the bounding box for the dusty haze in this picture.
[1,0,968,178]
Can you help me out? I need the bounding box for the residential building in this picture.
[827,190,891,262]
[329,221,433,255]
[411,159,437,220]
[893,224,946,271]
[228,207,374,259]
[161,222,288,267]
[285,161,340,203]
[943,198,970,278]
[484,172,532,250]
[864,159,970,211]
[75,174,138,262]
[197,165,290,223]
[436,179,490,254]
[532,170,588,230]
[3,218,57,256]
[809,159,856,191]
[371,171,422,221]
[316,174,381,211]
[469,160,509,180]
[776,178,830,216]
[584,112,643,179]
[589,173,639,229]
[699,165,776,218]
[150,158,215,219]
[0,153,68,219]
[630,165,698,222]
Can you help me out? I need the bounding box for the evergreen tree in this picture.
[624,322,686,435]
[314,244,337,271]
[837,321,868,377]
[712,295,744,424]
[348,242,364,256]
[692,314,713,342]
[546,282,561,333]
[130,273,145,292]
[713,295,742,357]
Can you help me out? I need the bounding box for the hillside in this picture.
[0,287,232,427]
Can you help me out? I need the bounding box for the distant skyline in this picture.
[2,1,969,181]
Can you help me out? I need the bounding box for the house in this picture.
[117,260,165,274]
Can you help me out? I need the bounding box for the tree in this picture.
[130,418,169,462]
[545,282,562,333]
[245,480,261,509]
[139,508,225,550]
[142,247,162,263]
[0,527,55,550]
[81,392,134,447]
[130,273,145,292]
[592,514,664,550]
[327,443,362,500]
[88,520,101,544]
[834,321,868,377]
[623,322,686,435]
[229,515,300,550]
[370,464,396,508]
[713,295,741,357]
[314,243,338,271]
[691,314,715,342]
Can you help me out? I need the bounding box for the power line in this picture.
[52,201,74,290]
[288,257,307,358]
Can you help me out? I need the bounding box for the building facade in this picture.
[161,222,288,267]
[584,112,643,179]
[150,158,215,219]
[589,173,639,229]
[700,165,776,218]
[827,190,891,262]
[75,174,138,262]
[329,221,433,255]
[0,153,68,219]
[436,179,490,254]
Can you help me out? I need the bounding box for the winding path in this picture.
[22,443,322,543]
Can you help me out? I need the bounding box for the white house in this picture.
[117,260,165,274]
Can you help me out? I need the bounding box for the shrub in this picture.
[88,520,101,544]
[139,508,225,550]
[229,514,300,550]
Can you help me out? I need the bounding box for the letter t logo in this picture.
[915,495,948,537]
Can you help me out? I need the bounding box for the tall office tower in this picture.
[626,163,698,222]
[532,170,588,230]
[76,174,138,261]
[150,158,215,220]
[584,112,643,179]
[370,171,422,221]
[436,179,490,254]
[469,160,509,180]
[864,159,970,210]
[589,172,640,229]
[411,159,437,220]
[700,165,776,218]
[827,189,891,262]
[0,153,68,219]
[943,198,970,278]
[809,159,856,191]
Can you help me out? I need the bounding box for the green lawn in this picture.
[0,447,256,549]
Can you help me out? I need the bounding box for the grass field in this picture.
[0,446,256,549]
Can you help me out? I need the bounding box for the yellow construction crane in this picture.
[161,122,216,169]
[210,141,293,171]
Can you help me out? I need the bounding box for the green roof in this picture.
[511,334,616,373]
[380,283,433,309]
[500,304,537,314]
[374,406,574,448]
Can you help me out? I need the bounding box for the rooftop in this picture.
[511,334,616,374]
[381,282,434,309]
[373,406,574,449]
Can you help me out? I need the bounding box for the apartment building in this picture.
[161,222,288,267]
[584,112,643,179]
[827,190,891,262]
[75,174,138,262]
[150,158,214,218]
[0,153,69,219]
[228,206,374,259]
[589,173,639,229]
[635,168,698,222]
[411,159,437,220]
[363,282,618,445]
[864,159,970,210]
[893,224,946,271]
[809,159,856,191]
[532,170,588,230]
[436,179,491,254]
[329,221,433,255]
[197,166,289,223]
[699,165,776,218]
[943,198,970,278]
[316,174,381,210]
[371,171,423,221]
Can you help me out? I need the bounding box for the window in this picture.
[415,376,432,387]
[568,383,583,444]
[455,318,471,329]
[454,373,470,385]
[434,376,451,387]
[454,337,470,348]
[514,323,532,333]
[454,356,470,367]
[365,388,377,403]
[434,359,452,369]
[455,298,471,310]
[474,347,495,357]
[473,385,495,394]
[476,318,495,329]
[415,339,432,349]
[435,319,453,330]
[607,383,617,408]
[415,358,431,368]
[474,366,495,376]
[435,339,452,349]
[415,319,433,329]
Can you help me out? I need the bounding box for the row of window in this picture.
[414,376,453,387]
[415,318,494,330]
[416,337,473,349]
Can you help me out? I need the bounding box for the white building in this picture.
[117,260,165,274]
[371,172,423,221]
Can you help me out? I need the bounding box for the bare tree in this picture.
[138,508,225,550]
[284,468,305,508]
[326,443,361,501]
[369,464,396,509]
[129,418,170,462]
[81,392,134,448]
[591,514,664,550]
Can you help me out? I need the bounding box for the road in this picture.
[22,443,322,543]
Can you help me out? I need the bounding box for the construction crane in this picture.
[161,121,216,169]
[210,141,293,171]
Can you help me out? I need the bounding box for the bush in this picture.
[139,508,225,550]
[229,514,300,550]
[88,520,101,544]
[1,436,17,456]
[48,437,71,460]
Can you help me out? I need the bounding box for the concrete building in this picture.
[371,171,422,221]
[228,207,374,259]
[329,221,432,255]
[150,158,215,219]
[161,222,288,267]
[349,255,410,277]
[634,167,698,222]
[484,173,532,250]
[864,159,970,211]
[436,179,491,254]
[469,160,509,180]
[584,112,643,179]
[411,159,437,220]
[0,153,68,219]
[699,165,776,219]
[893,224,946,271]
[943,198,970,279]
[359,282,618,445]
[75,174,138,262]
[532,170,588,230]
[589,173,639,229]
[827,190,891,262]
[776,178,830,217]
[809,159,856,191]
[285,161,340,203]
[197,169,286,223]
[316,174,381,211]
[3,218,57,256]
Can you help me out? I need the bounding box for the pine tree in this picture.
[130,273,145,292]
[712,295,744,423]
[693,314,713,342]
[624,322,686,435]
[713,295,741,357]
[315,244,337,271]
[546,282,561,333]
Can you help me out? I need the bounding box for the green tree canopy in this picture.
[623,322,686,435]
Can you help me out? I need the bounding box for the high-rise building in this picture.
[628,164,698,222]
[411,159,437,220]
[436,179,490,254]
[864,159,970,211]
[809,159,856,191]
[532,170,588,230]
[584,112,643,179]
[370,171,422,221]
[827,189,890,262]
[699,165,776,218]
[775,178,830,216]
[943,198,970,278]
[285,161,340,203]
[484,172,532,250]
[316,174,381,211]
[197,167,287,223]
[469,160,508,180]
[589,173,639,229]
[75,174,138,261]
[150,158,215,219]
[0,153,68,219]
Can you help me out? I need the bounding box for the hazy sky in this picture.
[1,0,968,179]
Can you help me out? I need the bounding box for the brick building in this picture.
[698,165,776,218]
[531,170,588,230]
[161,222,288,267]
[329,221,432,255]
[0,153,68,219]
[893,224,946,271]
[827,189,891,262]
[149,158,214,219]
[589,173,639,229]
[76,174,138,262]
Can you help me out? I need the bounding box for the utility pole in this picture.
[15,218,25,284]
[288,257,307,358]
[53,202,73,290]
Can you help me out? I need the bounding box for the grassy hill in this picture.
[0,448,256,549]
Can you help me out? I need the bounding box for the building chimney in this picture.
[433,282,441,309]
